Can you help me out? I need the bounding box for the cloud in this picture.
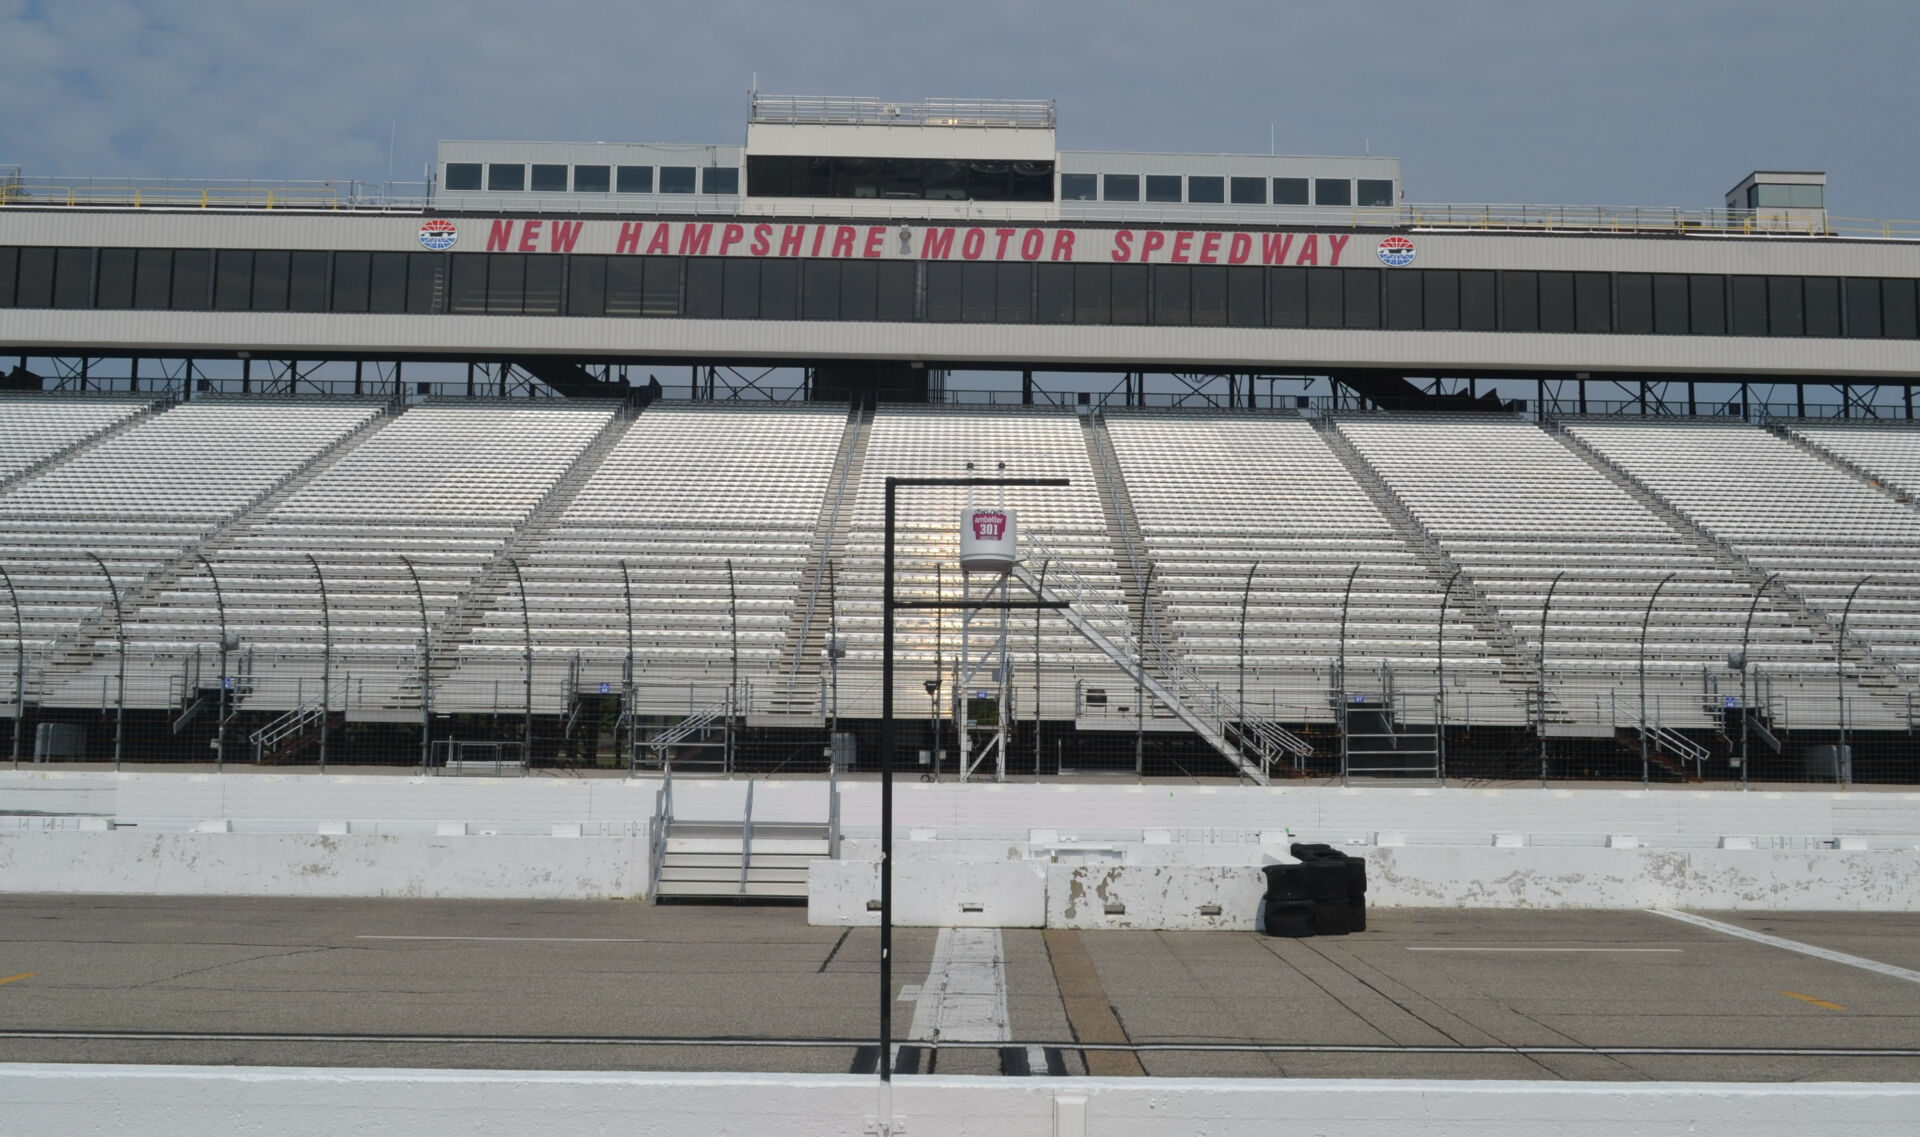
[0,0,1915,218]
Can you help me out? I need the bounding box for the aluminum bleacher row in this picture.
[446,402,846,717]
[38,402,616,715]
[1106,410,1506,724]
[1563,418,1920,727]
[2,396,1918,738]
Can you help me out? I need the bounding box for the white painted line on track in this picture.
[907,928,1011,1044]
[1652,909,1920,985]
[356,936,653,943]
[1407,947,1683,953]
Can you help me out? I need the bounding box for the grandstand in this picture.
[2,95,1918,782]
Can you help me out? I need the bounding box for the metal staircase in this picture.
[772,400,873,724]
[1078,408,1179,654]
[649,773,840,901]
[1016,532,1308,783]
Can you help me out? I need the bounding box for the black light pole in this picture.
[878,475,1067,1115]
[306,554,332,773]
[0,563,22,768]
[1436,569,1460,784]
[1638,572,1677,790]
[1837,574,1874,788]
[1735,572,1779,792]
[399,555,430,773]
[1538,570,1565,787]
[84,552,125,771]
[194,555,230,773]
[507,556,532,767]
[621,559,635,773]
[1337,564,1360,787]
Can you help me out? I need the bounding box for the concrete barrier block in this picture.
[1046,863,1265,930]
[194,820,230,834]
[435,822,468,837]
[1608,834,1639,848]
[551,823,582,838]
[1492,833,1526,847]
[317,821,350,836]
[807,858,1046,927]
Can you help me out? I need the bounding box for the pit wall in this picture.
[2,772,1916,915]
[4,1065,1917,1137]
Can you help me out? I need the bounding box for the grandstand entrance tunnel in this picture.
[5,353,1920,783]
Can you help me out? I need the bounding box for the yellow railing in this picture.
[1358,205,1920,241]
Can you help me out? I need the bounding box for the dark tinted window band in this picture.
[0,246,1913,338]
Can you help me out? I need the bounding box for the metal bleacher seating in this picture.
[448,401,847,716]
[0,394,154,484]
[51,402,616,716]
[1337,415,1843,731]
[1788,420,1920,502]
[1105,411,1493,723]
[6,399,385,708]
[1563,418,1920,728]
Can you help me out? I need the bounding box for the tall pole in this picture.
[1337,564,1359,787]
[399,555,430,773]
[306,554,331,773]
[508,556,532,768]
[621,559,635,773]
[828,561,841,762]
[727,557,738,777]
[0,564,22,768]
[1437,569,1459,785]
[1736,573,1779,792]
[1837,574,1874,789]
[85,552,124,771]
[195,555,229,774]
[1034,559,1048,775]
[1638,572,1677,790]
[933,564,942,775]
[880,480,898,1104]
[1538,570,1564,787]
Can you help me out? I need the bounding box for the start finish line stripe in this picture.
[1651,909,1920,986]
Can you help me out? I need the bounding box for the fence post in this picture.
[305,554,331,773]
[621,559,635,774]
[1437,569,1459,785]
[1638,572,1677,790]
[1338,565,1360,787]
[195,555,230,773]
[1538,570,1565,787]
[84,553,125,770]
[399,555,430,773]
[0,564,22,768]
[508,555,532,771]
[1837,575,1875,789]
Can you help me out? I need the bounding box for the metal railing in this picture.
[749,94,1055,129]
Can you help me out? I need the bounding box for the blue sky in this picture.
[3,0,1917,221]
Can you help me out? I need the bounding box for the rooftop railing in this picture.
[748,94,1056,129]
[4,172,1917,240]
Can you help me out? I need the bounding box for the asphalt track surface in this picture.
[0,896,1916,1081]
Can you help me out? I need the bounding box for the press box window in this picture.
[529,164,568,193]
[1060,173,1097,201]
[1145,175,1182,203]
[1750,184,1824,208]
[1229,176,1266,205]
[1273,178,1309,206]
[659,167,697,194]
[1357,179,1394,207]
[1315,178,1351,206]
[487,164,525,192]
[1103,174,1139,202]
[574,165,611,193]
[1187,176,1224,204]
[616,166,653,193]
[443,163,482,191]
[702,167,739,194]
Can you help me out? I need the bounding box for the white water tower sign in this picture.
[959,506,1018,573]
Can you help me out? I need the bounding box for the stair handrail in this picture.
[1023,532,1310,766]
[648,770,673,901]
[249,695,326,759]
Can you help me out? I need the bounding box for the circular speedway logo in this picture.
[1376,235,1416,267]
[418,218,459,251]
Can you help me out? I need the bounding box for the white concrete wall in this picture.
[0,831,649,899]
[4,1065,1916,1137]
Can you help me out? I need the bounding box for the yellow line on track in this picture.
[1782,990,1846,1011]
[0,973,34,988]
